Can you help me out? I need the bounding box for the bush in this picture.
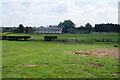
[114,44,118,47]
[94,38,113,42]
[44,36,57,41]
[2,36,31,41]
[94,39,101,42]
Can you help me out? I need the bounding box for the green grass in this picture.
[8,33,118,41]
[2,33,119,78]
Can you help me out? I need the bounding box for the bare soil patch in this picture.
[70,49,118,58]
[111,73,120,76]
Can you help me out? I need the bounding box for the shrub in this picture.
[44,36,57,41]
[94,39,101,42]
[114,44,118,47]
[106,39,110,42]
[2,36,31,41]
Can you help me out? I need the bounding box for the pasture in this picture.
[2,33,119,78]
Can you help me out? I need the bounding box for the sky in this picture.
[0,0,119,27]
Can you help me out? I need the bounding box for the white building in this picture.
[34,26,63,33]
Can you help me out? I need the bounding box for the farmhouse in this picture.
[33,26,63,33]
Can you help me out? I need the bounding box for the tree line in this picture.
[58,20,119,33]
[95,24,120,32]
[17,20,120,33]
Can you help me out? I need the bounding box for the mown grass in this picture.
[8,33,118,42]
[2,33,119,78]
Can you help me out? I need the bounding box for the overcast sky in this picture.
[0,0,119,27]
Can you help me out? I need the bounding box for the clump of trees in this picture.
[77,23,93,32]
[58,20,75,33]
[18,24,25,33]
[58,20,93,33]
[17,24,33,33]
[95,23,120,32]
[58,20,120,33]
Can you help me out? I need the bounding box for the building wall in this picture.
[34,27,62,33]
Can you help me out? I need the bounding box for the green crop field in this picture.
[2,33,119,78]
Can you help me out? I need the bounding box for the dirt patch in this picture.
[21,64,37,67]
[70,49,118,58]
[111,73,120,76]
[86,62,104,67]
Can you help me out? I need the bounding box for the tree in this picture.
[25,26,29,33]
[95,23,120,32]
[24,26,33,33]
[77,25,85,30]
[58,20,75,33]
[18,24,25,33]
[58,22,63,27]
[84,23,92,32]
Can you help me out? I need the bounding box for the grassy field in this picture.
[2,33,119,78]
[8,33,118,42]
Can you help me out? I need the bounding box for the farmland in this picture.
[2,33,119,78]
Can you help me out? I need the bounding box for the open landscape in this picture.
[2,33,119,78]
[1,0,119,79]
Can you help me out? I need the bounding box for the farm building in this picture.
[67,28,89,34]
[33,26,63,33]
